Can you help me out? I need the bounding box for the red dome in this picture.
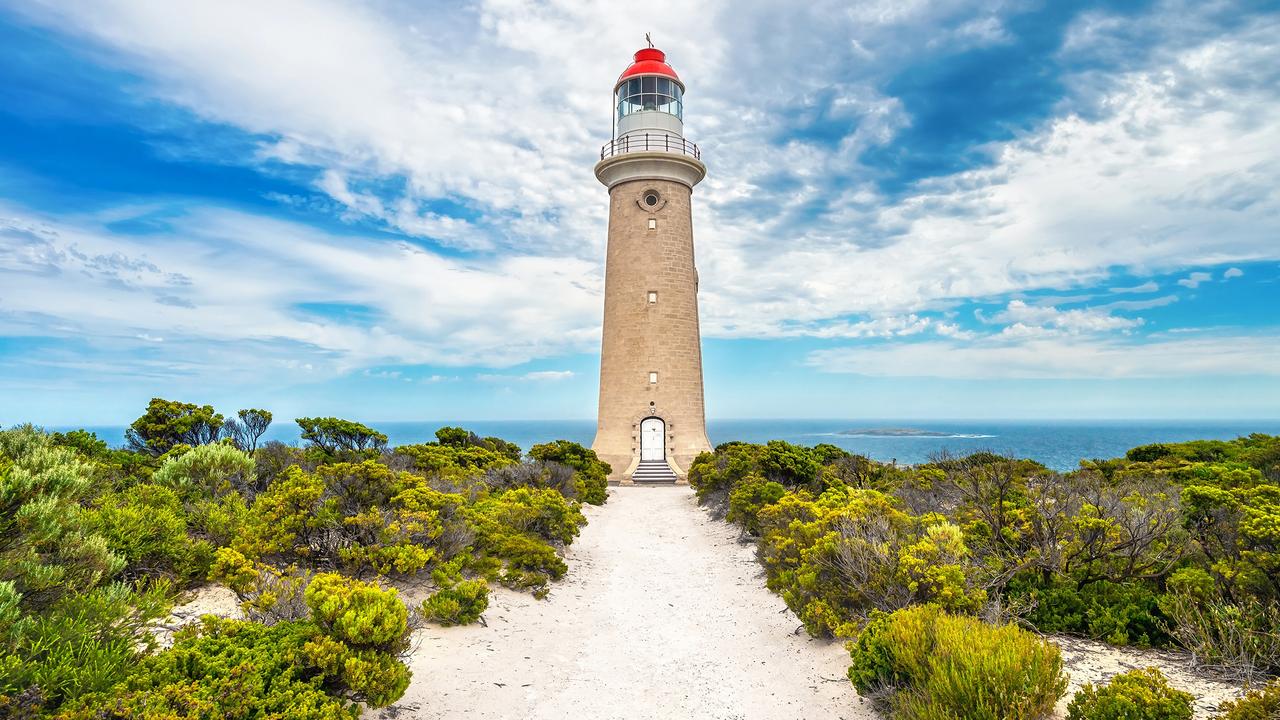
[616,47,682,89]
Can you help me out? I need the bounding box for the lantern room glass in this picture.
[616,76,683,121]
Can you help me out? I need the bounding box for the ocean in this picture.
[51,419,1280,472]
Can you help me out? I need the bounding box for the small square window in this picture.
[647,291,658,304]
[649,372,658,384]
[648,218,657,230]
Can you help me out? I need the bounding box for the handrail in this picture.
[600,133,700,161]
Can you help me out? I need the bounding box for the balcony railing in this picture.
[600,133,700,160]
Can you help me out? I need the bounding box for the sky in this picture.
[0,0,1278,426]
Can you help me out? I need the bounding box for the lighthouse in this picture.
[591,44,712,484]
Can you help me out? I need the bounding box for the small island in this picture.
[838,427,954,437]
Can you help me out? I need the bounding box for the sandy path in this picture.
[378,486,872,720]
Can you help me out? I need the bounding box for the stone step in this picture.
[632,460,678,484]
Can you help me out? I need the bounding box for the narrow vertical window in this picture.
[647,291,658,304]
[649,372,658,384]
[648,218,657,230]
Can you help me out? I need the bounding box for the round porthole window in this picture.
[644,192,660,207]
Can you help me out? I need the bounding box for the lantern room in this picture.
[613,47,686,140]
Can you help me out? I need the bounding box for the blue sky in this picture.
[1,0,1278,426]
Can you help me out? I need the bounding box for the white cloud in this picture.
[1110,281,1159,294]
[0,204,601,383]
[523,370,576,382]
[362,369,402,379]
[1177,271,1213,288]
[1223,267,1244,279]
[792,314,933,339]
[477,370,576,383]
[1099,294,1180,311]
[982,300,1143,336]
[808,334,1280,379]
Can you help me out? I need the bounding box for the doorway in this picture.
[640,417,665,461]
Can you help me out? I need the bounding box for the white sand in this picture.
[377,486,872,720]
[157,583,242,648]
[1053,634,1244,718]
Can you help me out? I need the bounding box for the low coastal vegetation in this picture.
[0,398,610,717]
[690,433,1280,717]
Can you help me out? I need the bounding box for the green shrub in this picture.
[397,442,514,475]
[210,548,312,624]
[422,579,490,625]
[62,572,415,715]
[471,487,584,546]
[302,633,410,708]
[59,618,358,718]
[86,484,213,584]
[756,489,985,637]
[725,474,786,534]
[688,443,761,510]
[1013,577,1170,647]
[1217,680,1280,720]
[0,426,124,610]
[759,440,822,486]
[236,465,328,560]
[478,531,567,598]
[152,441,257,501]
[0,581,170,710]
[189,492,252,547]
[1159,592,1280,680]
[436,426,522,463]
[462,487,583,598]
[1067,667,1193,720]
[848,605,1067,720]
[304,573,408,651]
[236,463,447,577]
[528,440,611,505]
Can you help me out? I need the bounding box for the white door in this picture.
[640,417,665,461]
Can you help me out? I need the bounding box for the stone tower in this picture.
[591,45,711,484]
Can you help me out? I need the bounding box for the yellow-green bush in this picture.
[396,442,514,476]
[304,573,409,651]
[63,574,416,713]
[726,474,786,533]
[235,462,458,578]
[1217,679,1280,720]
[422,578,490,626]
[209,548,312,623]
[85,483,213,584]
[848,606,1067,720]
[58,617,364,718]
[757,488,985,637]
[470,487,584,546]
[1066,667,1193,720]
